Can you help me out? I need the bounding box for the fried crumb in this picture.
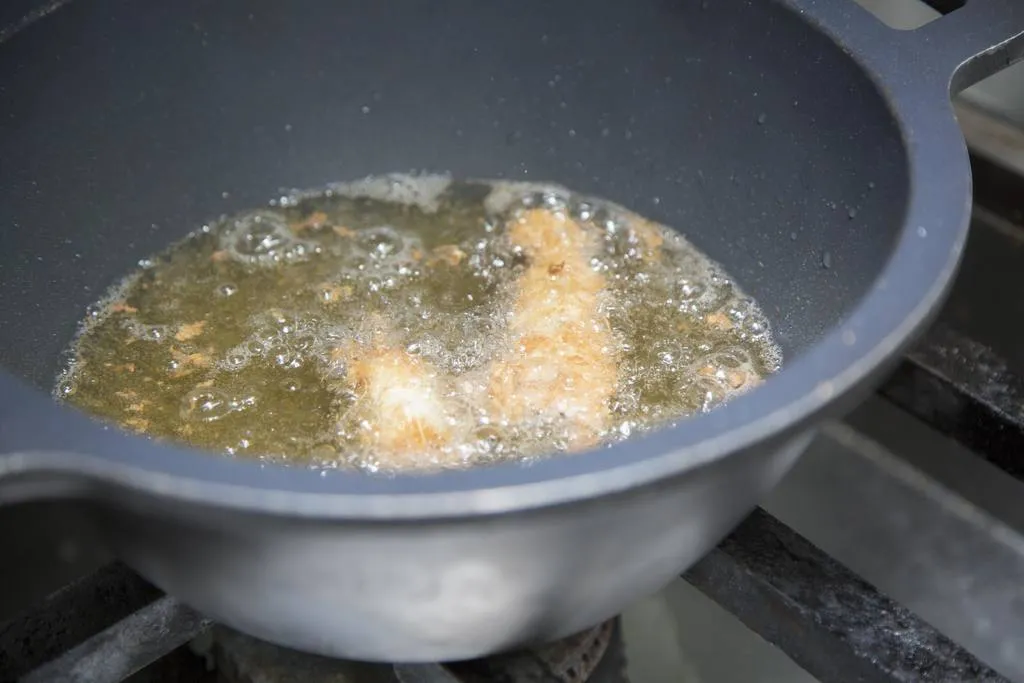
[126,402,147,413]
[706,311,733,331]
[114,389,138,401]
[110,302,138,314]
[317,283,354,304]
[698,366,758,392]
[411,248,424,261]
[170,348,212,375]
[428,245,467,267]
[124,417,149,432]
[174,321,206,342]
[726,370,747,389]
[332,225,356,238]
[185,353,211,367]
[290,211,329,233]
[210,250,230,262]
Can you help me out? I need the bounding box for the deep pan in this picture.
[1,0,1022,663]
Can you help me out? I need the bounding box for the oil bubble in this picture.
[244,338,269,356]
[54,376,75,399]
[678,279,705,301]
[123,320,169,342]
[180,387,235,422]
[270,345,303,369]
[358,226,404,260]
[229,394,258,411]
[695,377,726,413]
[221,211,313,267]
[744,312,769,338]
[219,351,250,371]
[231,212,288,255]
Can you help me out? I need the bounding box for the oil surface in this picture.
[56,175,781,473]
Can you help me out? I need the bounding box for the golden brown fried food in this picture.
[488,208,617,451]
[288,211,329,233]
[427,244,467,268]
[174,321,206,342]
[331,330,463,470]
[328,209,619,463]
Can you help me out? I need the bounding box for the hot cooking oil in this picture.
[55,175,781,473]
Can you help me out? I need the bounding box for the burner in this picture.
[448,620,620,683]
[206,620,625,683]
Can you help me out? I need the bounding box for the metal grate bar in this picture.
[884,322,1024,482]
[686,506,1006,683]
[20,596,211,683]
[0,562,159,680]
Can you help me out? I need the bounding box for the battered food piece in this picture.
[333,332,462,470]
[333,208,618,462]
[488,208,618,451]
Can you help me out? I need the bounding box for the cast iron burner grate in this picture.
[0,585,626,683]
[196,619,623,683]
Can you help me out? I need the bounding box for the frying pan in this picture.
[1,0,1023,664]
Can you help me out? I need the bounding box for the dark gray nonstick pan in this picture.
[1,0,1023,664]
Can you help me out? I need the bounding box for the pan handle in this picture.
[911,0,1024,92]
[791,0,1024,92]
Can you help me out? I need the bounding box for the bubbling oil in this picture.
[55,175,782,473]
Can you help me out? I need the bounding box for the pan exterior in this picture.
[93,434,811,661]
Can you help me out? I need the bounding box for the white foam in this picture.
[318,172,453,213]
[482,180,575,214]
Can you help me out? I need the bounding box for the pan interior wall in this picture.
[0,0,908,389]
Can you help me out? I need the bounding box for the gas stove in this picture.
[4,8,1024,683]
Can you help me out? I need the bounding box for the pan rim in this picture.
[0,3,975,519]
